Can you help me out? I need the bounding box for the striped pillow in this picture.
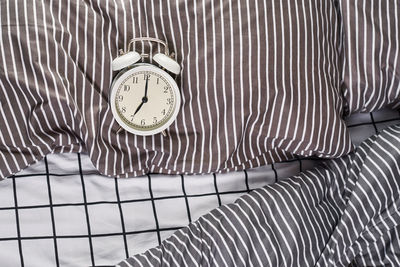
[0,0,352,179]
[340,0,400,114]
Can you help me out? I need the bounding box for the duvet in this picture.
[117,123,400,267]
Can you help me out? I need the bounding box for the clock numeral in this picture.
[130,115,135,122]
[141,119,146,126]
[157,78,159,84]
[121,107,126,113]
[166,98,173,105]
[144,74,150,80]
[124,85,130,92]
[118,95,123,102]
[163,86,169,93]
[161,109,166,115]
[153,117,158,124]
[132,77,138,83]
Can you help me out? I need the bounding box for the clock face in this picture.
[110,64,180,135]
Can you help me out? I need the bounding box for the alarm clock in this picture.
[110,37,181,136]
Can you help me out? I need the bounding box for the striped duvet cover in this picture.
[0,0,353,179]
[340,0,400,113]
[117,123,400,267]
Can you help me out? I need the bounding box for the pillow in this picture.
[0,0,352,179]
[339,0,400,114]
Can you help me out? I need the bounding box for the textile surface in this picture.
[0,0,351,179]
[340,0,400,113]
[117,123,400,267]
[0,109,397,266]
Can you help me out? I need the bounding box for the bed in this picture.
[1,0,399,266]
[1,108,399,267]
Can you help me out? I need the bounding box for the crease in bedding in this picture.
[116,123,400,267]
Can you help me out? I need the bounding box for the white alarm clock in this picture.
[110,37,181,136]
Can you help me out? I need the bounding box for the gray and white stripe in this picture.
[0,0,352,179]
[340,0,400,114]
[116,123,400,267]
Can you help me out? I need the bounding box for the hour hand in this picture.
[133,101,145,116]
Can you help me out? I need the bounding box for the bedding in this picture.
[0,108,398,267]
[0,0,352,179]
[339,0,400,114]
[117,121,400,267]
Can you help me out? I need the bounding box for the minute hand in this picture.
[144,75,149,98]
[133,77,149,116]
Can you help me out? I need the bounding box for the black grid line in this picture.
[78,153,95,266]
[296,155,303,173]
[347,118,400,128]
[181,174,192,223]
[0,226,183,242]
[11,171,102,179]
[369,113,379,134]
[271,163,278,183]
[44,156,60,267]
[244,170,250,193]
[11,175,24,267]
[147,174,162,245]
[114,178,129,259]
[347,117,400,128]
[213,173,222,207]
[0,189,252,211]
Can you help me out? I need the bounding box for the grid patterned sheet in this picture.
[0,109,399,267]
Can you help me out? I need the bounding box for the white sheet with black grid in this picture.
[0,108,399,267]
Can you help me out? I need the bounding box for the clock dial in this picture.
[114,70,176,132]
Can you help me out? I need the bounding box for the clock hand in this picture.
[133,101,145,116]
[144,74,149,98]
[133,94,149,117]
[132,75,150,118]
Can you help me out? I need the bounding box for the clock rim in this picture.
[110,63,181,136]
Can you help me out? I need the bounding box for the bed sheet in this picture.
[0,109,399,267]
[118,122,400,267]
